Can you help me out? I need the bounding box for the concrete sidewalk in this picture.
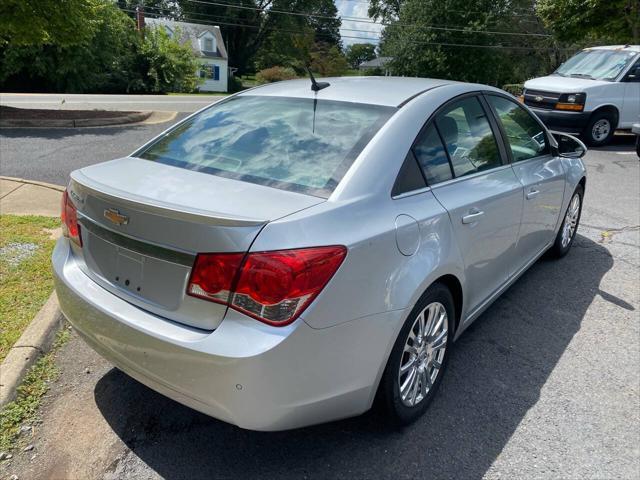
[0,176,64,217]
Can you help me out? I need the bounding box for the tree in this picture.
[537,0,639,44]
[378,0,560,87]
[345,43,377,68]
[0,0,99,47]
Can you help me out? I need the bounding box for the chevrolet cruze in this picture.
[53,77,587,430]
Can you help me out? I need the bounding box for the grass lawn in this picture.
[0,215,60,363]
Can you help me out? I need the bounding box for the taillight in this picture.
[61,190,82,246]
[187,246,347,326]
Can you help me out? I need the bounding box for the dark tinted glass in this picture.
[436,97,501,178]
[413,126,453,185]
[488,95,549,162]
[137,95,394,198]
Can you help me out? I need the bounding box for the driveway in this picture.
[0,128,638,479]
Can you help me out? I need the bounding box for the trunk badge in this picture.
[104,208,129,226]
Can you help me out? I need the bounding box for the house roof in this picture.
[359,57,392,69]
[145,18,228,60]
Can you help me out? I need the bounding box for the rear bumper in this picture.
[53,238,403,431]
[529,108,590,134]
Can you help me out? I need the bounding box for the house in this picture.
[144,17,229,92]
[359,57,392,76]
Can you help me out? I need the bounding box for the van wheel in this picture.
[583,112,615,147]
[380,283,454,425]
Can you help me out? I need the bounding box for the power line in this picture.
[129,9,570,52]
[183,0,551,37]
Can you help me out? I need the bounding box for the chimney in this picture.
[136,6,145,31]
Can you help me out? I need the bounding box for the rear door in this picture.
[415,94,523,315]
[485,94,565,271]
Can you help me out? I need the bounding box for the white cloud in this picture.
[336,0,384,47]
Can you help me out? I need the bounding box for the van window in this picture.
[555,49,639,81]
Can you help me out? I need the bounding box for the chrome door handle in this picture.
[526,189,540,200]
[462,210,485,224]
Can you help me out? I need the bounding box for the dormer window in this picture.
[200,32,216,53]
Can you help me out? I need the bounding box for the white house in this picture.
[145,18,229,93]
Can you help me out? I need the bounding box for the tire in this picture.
[550,184,584,258]
[636,135,640,158]
[380,283,454,425]
[582,111,616,147]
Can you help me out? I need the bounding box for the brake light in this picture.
[187,246,347,326]
[61,190,82,246]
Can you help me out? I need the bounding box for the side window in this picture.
[487,95,550,162]
[435,97,502,178]
[413,125,453,185]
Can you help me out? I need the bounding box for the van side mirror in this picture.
[551,132,587,158]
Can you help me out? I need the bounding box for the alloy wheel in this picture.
[398,302,448,407]
[561,193,581,248]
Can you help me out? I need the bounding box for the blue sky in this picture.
[335,0,384,47]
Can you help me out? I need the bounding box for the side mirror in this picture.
[551,132,587,158]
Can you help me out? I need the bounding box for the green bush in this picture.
[255,66,297,84]
[502,84,525,97]
[228,74,243,92]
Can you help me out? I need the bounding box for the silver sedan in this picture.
[53,77,587,431]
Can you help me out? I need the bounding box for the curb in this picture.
[0,176,65,192]
[0,292,65,407]
[0,111,152,128]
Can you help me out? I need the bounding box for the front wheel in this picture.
[380,283,454,425]
[550,185,583,258]
[583,112,615,147]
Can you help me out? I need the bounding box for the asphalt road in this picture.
[0,125,638,479]
[1,93,223,113]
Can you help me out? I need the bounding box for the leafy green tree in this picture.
[345,43,377,68]
[378,0,559,86]
[0,0,99,47]
[310,42,349,76]
[537,0,639,44]
[136,26,201,93]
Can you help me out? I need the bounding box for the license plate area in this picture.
[80,220,194,311]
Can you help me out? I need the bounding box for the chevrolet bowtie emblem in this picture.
[535,95,544,102]
[104,208,129,225]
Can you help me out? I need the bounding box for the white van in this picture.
[523,45,640,146]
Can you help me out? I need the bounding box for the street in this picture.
[0,93,223,113]
[0,119,639,479]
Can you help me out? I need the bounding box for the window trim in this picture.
[482,92,552,165]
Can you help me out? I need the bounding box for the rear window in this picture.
[136,95,395,197]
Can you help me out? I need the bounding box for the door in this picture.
[485,94,565,270]
[415,95,523,315]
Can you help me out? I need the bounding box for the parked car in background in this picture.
[523,45,640,146]
[633,120,640,157]
[53,77,587,431]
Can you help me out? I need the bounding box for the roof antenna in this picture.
[306,65,330,92]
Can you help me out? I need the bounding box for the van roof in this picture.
[584,45,640,53]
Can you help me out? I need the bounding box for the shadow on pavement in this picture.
[94,234,619,479]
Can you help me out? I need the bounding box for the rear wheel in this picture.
[550,185,583,258]
[583,111,615,147]
[380,283,454,425]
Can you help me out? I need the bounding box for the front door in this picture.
[418,95,523,315]
[485,94,565,271]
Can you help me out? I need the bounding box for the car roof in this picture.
[238,76,457,107]
[584,45,640,52]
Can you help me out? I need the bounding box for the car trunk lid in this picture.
[68,157,324,330]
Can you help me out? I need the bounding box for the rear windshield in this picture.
[136,95,395,197]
